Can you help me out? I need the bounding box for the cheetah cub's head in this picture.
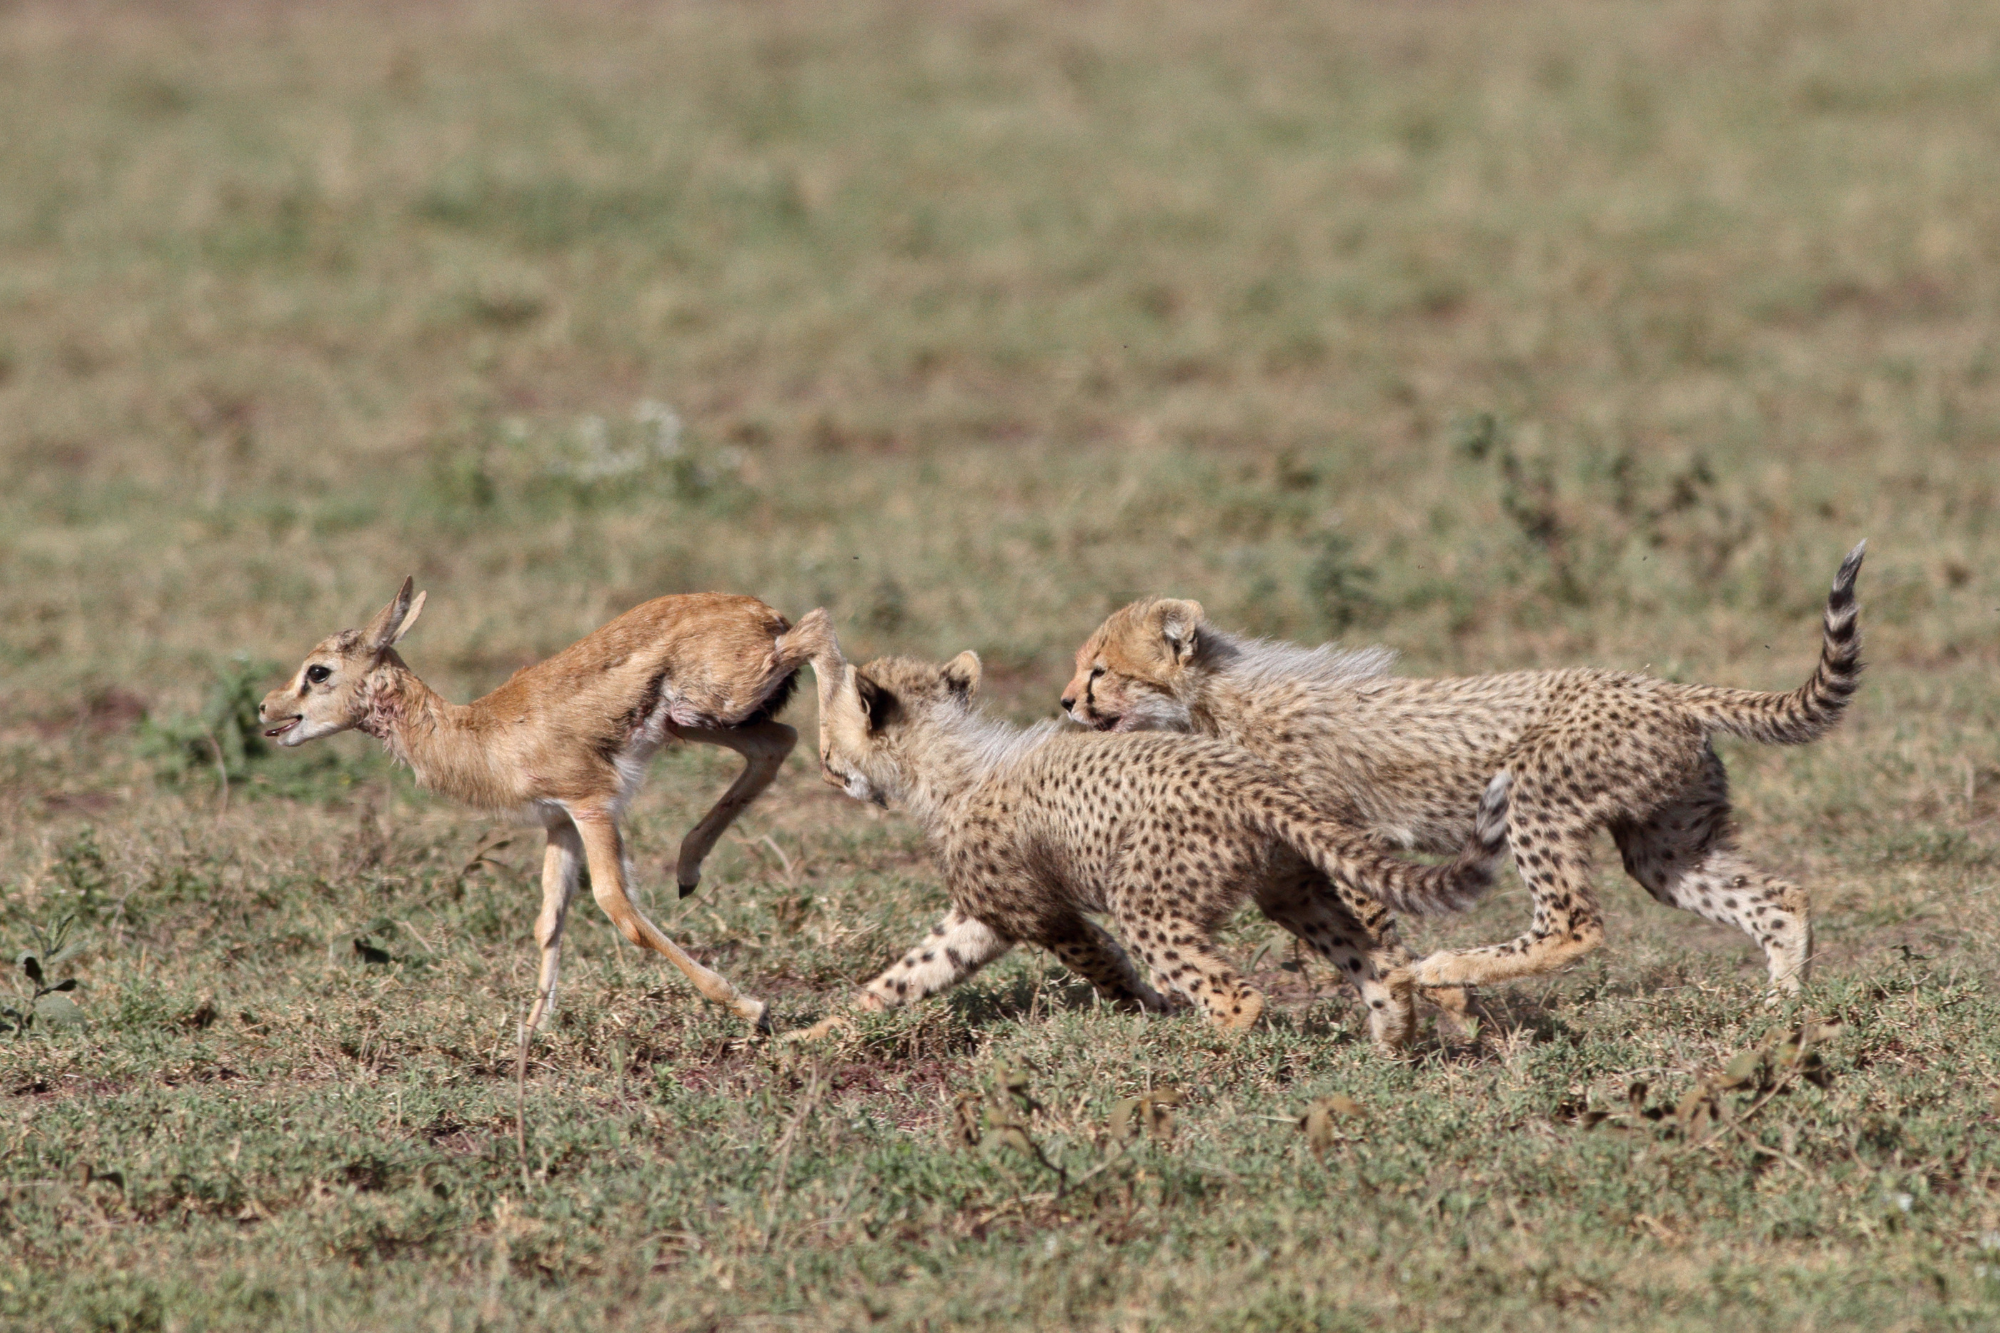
[1061,597,1202,733]
[818,651,983,807]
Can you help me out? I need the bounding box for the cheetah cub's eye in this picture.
[306,665,332,685]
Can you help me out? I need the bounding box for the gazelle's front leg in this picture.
[781,908,1012,1042]
[667,720,797,897]
[570,807,769,1029]
[523,821,584,1033]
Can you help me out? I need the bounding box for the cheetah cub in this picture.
[785,629,1510,1045]
[1063,542,1866,998]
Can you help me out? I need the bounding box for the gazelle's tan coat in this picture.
[259,579,832,1032]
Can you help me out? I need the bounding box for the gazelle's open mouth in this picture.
[263,718,300,739]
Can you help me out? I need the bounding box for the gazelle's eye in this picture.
[306,665,332,685]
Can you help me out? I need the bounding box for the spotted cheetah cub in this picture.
[1064,543,1866,998]
[785,629,1510,1044]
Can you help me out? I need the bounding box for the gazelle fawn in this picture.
[258,578,833,1033]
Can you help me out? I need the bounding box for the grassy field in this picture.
[3,0,1999,1328]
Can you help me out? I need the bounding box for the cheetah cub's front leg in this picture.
[780,908,1012,1042]
[779,901,1177,1042]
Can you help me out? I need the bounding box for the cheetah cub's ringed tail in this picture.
[787,625,1510,1047]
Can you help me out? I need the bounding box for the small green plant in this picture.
[864,575,909,634]
[47,828,114,923]
[1303,532,1381,634]
[137,653,280,787]
[2,914,86,1034]
[1454,411,1586,604]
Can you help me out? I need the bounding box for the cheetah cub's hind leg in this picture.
[1611,749,1813,997]
[1319,879,1478,1044]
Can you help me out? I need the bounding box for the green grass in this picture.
[2,0,1999,1328]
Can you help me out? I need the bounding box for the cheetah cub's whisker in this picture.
[784,623,1510,1047]
[259,578,836,1034]
[1064,541,1869,999]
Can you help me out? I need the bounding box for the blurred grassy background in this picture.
[1,2,1998,1330]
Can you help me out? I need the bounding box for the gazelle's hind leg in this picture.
[1611,749,1813,995]
[523,821,584,1033]
[571,807,769,1029]
[668,719,797,897]
[782,908,1013,1042]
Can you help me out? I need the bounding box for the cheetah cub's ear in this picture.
[853,669,896,731]
[1150,599,1204,667]
[941,651,982,699]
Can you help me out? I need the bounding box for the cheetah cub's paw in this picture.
[778,992,891,1043]
[1212,988,1265,1033]
[778,1014,851,1044]
[1390,956,1469,992]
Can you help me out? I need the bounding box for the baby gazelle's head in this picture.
[816,652,982,807]
[257,577,426,747]
[1061,597,1204,733]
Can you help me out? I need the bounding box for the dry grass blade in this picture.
[762,1065,825,1249]
[459,830,520,884]
[515,1015,532,1193]
[1298,1094,1365,1160]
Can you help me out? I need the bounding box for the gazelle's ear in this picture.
[363,577,425,655]
[941,651,982,699]
[1151,599,1204,666]
[393,591,427,644]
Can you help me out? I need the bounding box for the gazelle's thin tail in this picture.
[774,607,837,672]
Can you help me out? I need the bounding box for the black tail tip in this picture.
[1835,539,1866,588]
